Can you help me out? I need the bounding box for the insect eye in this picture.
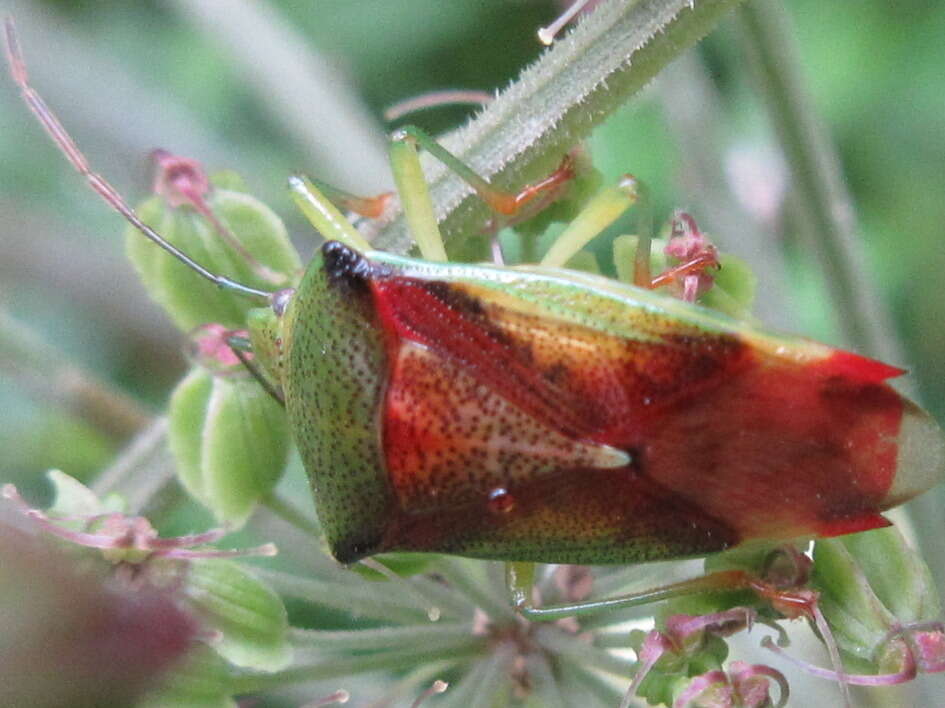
[270,288,295,316]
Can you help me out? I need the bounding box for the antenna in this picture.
[3,17,271,303]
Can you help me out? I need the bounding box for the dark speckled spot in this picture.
[420,281,485,317]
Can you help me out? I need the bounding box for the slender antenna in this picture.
[3,17,271,303]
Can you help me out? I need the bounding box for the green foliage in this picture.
[186,559,292,672]
[813,527,942,672]
[139,647,238,708]
[169,368,289,527]
[125,189,300,331]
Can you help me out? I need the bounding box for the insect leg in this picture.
[2,18,270,304]
[298,175,394,220]
[389,136,449,262]
[390,124,576,223]
[647,251,720,291]
[288,175,373,253]
[540,174,642,267]
[507,561,759,622]
[226,334,285,406]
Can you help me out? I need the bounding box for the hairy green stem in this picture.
[372,0,748,255]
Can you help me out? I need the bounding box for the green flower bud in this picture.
[126,181,301,331]
[812,526,943,675]
[169,367,289,527]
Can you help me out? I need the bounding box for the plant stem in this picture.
[289,624,474,651]
[533,625,637,678]
[0,309,151,442]
[734,1,903,364]
[436,558,518,623]
[373,0,748,255]
[657,50,797,330]
[736,5,944,706]
[230,642,483,693]
[255,568,438,624]
[92,417,167,495]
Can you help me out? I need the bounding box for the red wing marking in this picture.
[370,274,908,550]
[812,513,891,538]
[370,277,749,446]
[383,341,629,511]
[820,349,906,384]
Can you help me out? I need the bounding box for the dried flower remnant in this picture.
[673,662,789,708]
[2,482,276,564]
[662,211,721,302]
[151,149,286,285]
[624,608,760,707]
[761,622,945,687]
[3,471,292,704]
[188,323,251,372]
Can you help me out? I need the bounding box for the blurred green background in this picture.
[1,0,943,562]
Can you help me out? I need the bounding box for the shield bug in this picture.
[6,17,944,628]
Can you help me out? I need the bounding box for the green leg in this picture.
[539,174,642,268]
[389,137,449,262]
[631,180,654,288]
[301,175,394,219]
[505,561,757,622]
[225,334,284,405]
[288,175,373,253]
[389,125,577,260]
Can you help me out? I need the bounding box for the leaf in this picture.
[812,527,943,667]
[139,646,237,708]
[186,560,291,672]
[698,253,758,320]
[46,469,108,516]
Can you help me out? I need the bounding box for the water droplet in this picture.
[487,487,515,514]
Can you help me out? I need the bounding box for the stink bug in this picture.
[6,16,944,630]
